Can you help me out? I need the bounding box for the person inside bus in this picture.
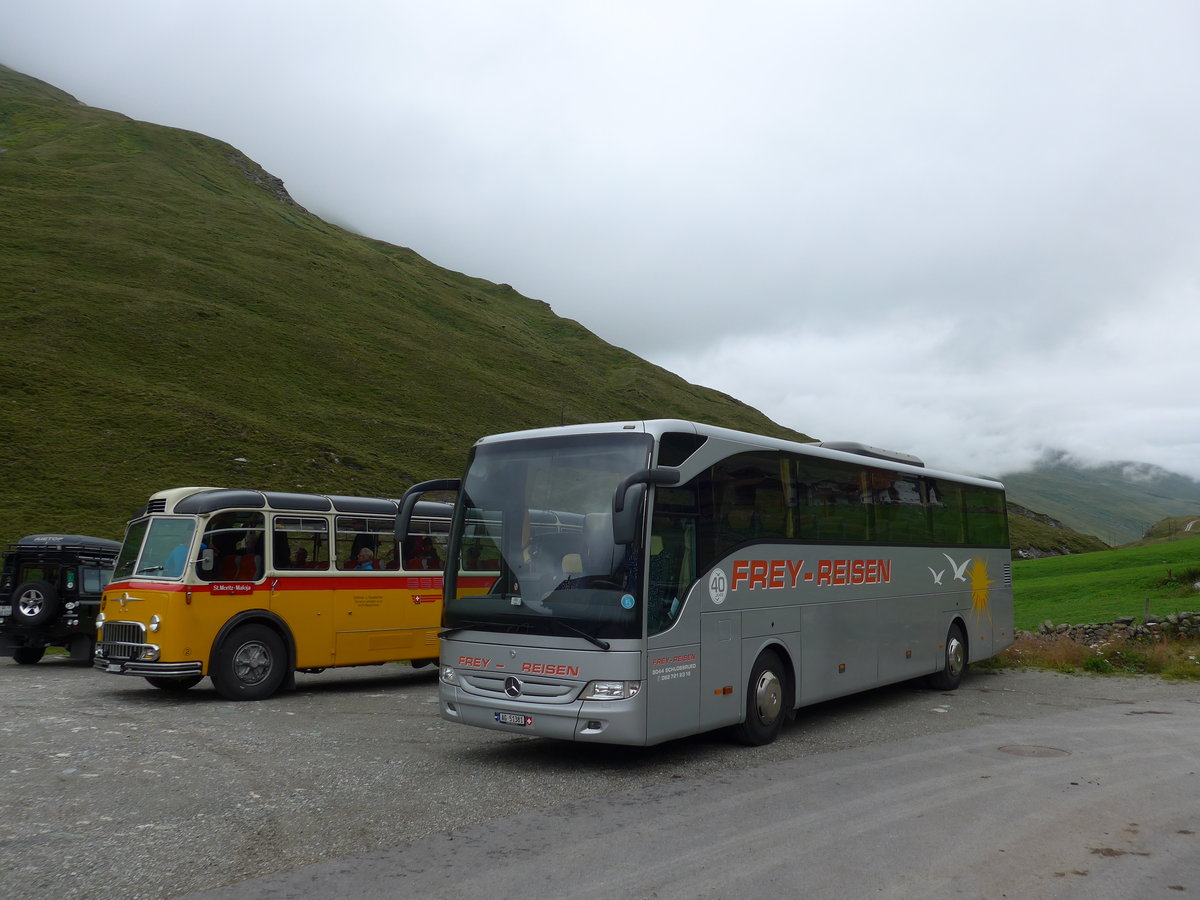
[163,542,189,578]
[354,547,376,570]
[419,536,442,570]
[212,532,240,581]
[273,532,291,570]
[236,531,263,580]
[405,538,438,570]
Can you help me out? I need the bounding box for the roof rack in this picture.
[818,441,925,468]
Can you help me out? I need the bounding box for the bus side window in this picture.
[199,512,265,582]
[335,516,395,571]
[274,517,330,570]
[405,536,443,571]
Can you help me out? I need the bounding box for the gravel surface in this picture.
[1,656,1194,899]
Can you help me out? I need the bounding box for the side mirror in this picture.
[612,468,680,544]
[396,478,461,543]
[199,548,214,573]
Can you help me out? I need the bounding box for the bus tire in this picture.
[145,675,204,692]
[735,649,788,746]
[13,580,59,627]
[211,624,286,701]
[13,645,46,665]
[928,622,968,691]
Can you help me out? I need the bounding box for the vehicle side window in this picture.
[82,568,104,593]
[273,517,330,570]
[199,512,266,582]
[19,564,60,585]
[403,518,447,572]
[792,457,869,543]
[336,517,399,571]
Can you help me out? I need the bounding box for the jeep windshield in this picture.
[444,432,653,642]
[113,518,197,580]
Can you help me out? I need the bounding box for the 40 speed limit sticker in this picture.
[708,567,728,605]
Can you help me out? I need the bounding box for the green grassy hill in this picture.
[0,64,809,541]
[1138,515,1200,546]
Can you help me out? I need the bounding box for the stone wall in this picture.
[1025,612,1200,645]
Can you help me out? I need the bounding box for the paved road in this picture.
[2,658,1197,899]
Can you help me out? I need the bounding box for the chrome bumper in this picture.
[94,656,203,677]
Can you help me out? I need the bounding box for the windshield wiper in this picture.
[552,619,610,651]
[441,616,610,650]
[440,620,534,640]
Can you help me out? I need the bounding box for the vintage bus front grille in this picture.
[98,621,147,660]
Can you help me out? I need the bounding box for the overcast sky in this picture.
[4,1,1199,480]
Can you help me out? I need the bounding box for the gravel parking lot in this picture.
[2,656,1196,899]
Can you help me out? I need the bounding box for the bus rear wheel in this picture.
[211,624,286,701]
[735,649,789,746]
[928,622,968,690]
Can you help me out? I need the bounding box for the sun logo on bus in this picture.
[969,558,994,619]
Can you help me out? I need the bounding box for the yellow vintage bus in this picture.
[95,486,480,700]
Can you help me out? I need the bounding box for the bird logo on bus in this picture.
[935,554,995,619]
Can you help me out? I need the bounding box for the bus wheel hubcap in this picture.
[233,642,271,685]
[947,636,964,677]
[754,670,782,725]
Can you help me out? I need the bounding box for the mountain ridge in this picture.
[1002,451,1200,546]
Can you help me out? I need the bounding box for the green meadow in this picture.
[1012,534,1200,631]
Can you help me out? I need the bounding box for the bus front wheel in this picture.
[735,649,789,746]
[928,622,968,691]
[211,624,286,701]
[146,675,204,692]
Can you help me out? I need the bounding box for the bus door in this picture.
[269,516,334,670]
[644,523,704,742]
[331,515,434,665]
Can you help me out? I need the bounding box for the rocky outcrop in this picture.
[227,151,309,212]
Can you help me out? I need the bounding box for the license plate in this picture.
[106,663,121,673]
[0,605,11,617]
[494,712,532,727]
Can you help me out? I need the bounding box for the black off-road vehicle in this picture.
[0,534,120,664]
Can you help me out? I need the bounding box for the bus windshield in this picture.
[445,432,654,642]
[114,517,198,580]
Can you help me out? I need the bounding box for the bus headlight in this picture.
[149,615,161,633]
[96,612,106,628]
[440,665,458,685]
[581,680,641,701]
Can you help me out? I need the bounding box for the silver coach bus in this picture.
[402,420,1012,746]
